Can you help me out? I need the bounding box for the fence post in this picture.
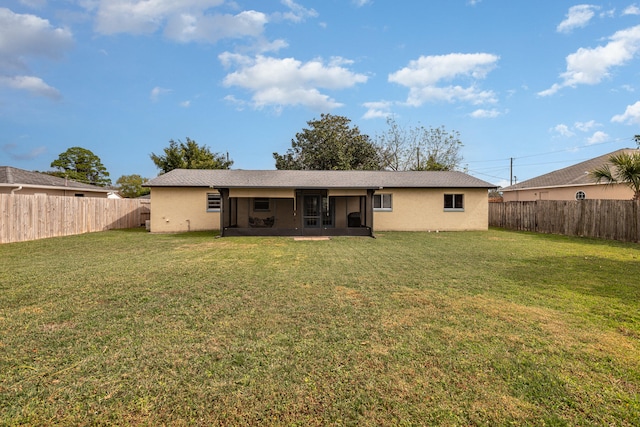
[633,198,640,243]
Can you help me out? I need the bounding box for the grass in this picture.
[1,228,639,426]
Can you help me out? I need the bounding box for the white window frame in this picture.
[373,193,393,211]
[444,193,464,211]
[207,193,221,212]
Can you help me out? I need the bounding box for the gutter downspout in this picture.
[10,185,23,194]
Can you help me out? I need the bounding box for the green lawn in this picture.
[1,229,639,426]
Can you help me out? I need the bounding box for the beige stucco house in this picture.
[0,166,119,198]
[145,169,495,237]
[501,149,638,202]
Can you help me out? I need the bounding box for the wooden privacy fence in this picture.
[0,194,150,244]
[489,200,640,242]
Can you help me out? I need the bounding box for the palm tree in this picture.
[591,151,640,200]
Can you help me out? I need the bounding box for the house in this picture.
[0,166,119,198]
[145,169,495,237]
[501,148,639,202]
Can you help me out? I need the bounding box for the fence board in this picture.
[489,200,639,242]
[0,194,151,244]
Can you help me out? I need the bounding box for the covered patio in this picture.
[218,187,374,237]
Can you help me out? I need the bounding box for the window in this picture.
[444,194,464,211]
[253,198,270,211]
[575,191,586,200]
[373,193,392,211]
[74,193,85,197]
[207,193,221,211]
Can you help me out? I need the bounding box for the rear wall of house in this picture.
[502,183,633,202]
[374,188,489,231]
[234,198,296,228]
[150,187,219,233]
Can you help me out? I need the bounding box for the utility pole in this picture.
[510,157,513,186]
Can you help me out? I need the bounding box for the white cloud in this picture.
[0,8,74,72]
[91,1,312,47]
[539,25,640,96]
[388,53,499,106]
[94,0,205,34]
[611,100,640,124]
[164,10,267,43]
[600,8,616,18]
[277,0,318,23]
[362,101,392,119]
[150,86,172,101]
[551,121,602,137]
[574,120,599,131]
[470,108,500,118]
[220,54,368,111]
[587,130,609,144]
[557,5,599,33]
[0,8,72,100]
[552,124,575,137]
[353,0,372,6]
[180,100,191,108]
[0,75,61,100]
[623,5,640,15]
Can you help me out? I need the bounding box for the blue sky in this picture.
[1,1,639,187]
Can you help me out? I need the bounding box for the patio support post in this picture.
[365,189,374,236]
[219,188,230,237]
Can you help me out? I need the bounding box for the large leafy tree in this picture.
[50,146,111,186]
[376,117,463,171]
[150,137,233,174]
[591,151,640,200]
[274,114,381,170]
[116,174,150,198]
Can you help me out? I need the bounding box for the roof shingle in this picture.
[0,166,112,192]
[145,169,495,189]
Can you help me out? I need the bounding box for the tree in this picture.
[117,174,150,198]
[50,146,111,186]
[274,114,381,170]
[150,137,233,174]
[591,151,640,200]
[376,117,463,171]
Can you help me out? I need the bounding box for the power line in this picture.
[464,135,634,166]
[465,135,637,185]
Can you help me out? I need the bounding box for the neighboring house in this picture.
[145,169,495,237]
[0,166,119,198]
[501,149,639,202]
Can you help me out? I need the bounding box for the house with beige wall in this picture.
[0,166,118,198]
[145,169,495,237]
[501,149,638,202]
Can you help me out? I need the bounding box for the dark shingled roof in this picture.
[0,166,112,192]
[502,149,639,192]
[145,169,496,189]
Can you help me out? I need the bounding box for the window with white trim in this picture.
[373,193,392,211]
[207,193,221,211]
[575,191,586,200]
[444,194,464,211]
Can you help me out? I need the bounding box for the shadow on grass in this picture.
[492,227,640,250]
